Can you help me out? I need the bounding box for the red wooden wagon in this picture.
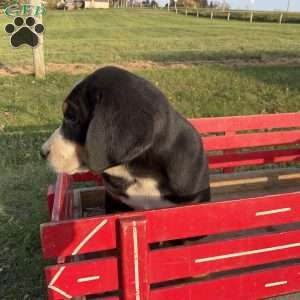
[41,112,300,300]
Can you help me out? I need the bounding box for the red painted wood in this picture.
[71,172,102,185]
[189,112,300,133]
[46,257,118,300]
[44,228,300,298]
[92,297,119,300]
[118,217,149,300]
[208,148,300,169]
[65,147,300,176]
[51,174,73,222]
[149,229,300,283]
[203,130,300,151]
[41,192,300,259]
[150,263,300,300]
[47,184,55,219]
[41,215,116,259]
[223,131,236,173]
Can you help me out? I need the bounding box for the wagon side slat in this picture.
[47,184,55,218]
[150,263,300,300]
[208,148,300,169]
[149,229,300,283]
[203,130,300,151]
[190,112,300,133]
[41,192,300,259]
[71,172,102,184]
[45,257,118,300]
[51,174,73,222]
[41,215,116,259]
[72,261,300,300]
[118,217,150,300]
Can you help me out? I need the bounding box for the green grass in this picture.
[1,9,300,66]
[1,8,300,299]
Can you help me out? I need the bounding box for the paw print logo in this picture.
[4,16,44,48]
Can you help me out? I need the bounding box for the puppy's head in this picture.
[41,68,155,174]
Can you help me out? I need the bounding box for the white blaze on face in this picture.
[42,127,83,174]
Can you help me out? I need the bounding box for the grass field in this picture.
[1,8,300,299]
[1,9,300,66]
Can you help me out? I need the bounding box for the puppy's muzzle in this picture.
[40,127,85,174]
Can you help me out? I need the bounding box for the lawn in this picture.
[1,8,300,299]
[1,9,300,66]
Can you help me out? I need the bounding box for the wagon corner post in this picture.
[31,0,46,80]
[117,216,150,300]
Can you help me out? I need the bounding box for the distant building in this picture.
[85,0,109,8]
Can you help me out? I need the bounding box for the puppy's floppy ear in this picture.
[86,91,154,171]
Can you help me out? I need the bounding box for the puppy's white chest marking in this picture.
[104,165,134,181]
[127,177,161,198]
[104,165,175,210]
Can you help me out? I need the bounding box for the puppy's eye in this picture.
[65,114,79,125]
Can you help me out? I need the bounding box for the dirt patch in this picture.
[1,58,300,76]
[0,63,33,76]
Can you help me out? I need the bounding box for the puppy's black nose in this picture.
[40,149,49,159]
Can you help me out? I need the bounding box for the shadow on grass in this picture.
[137,62,300,118]
[231,65,300,90]
[133,50,300,65]
[219,64,300,114]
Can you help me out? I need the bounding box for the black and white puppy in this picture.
[41,66,210,212]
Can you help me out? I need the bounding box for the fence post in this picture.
[250,11,254,23]
[227,11,230,21]
[279,13,283,24]
[31,0,45,79]
[197,9,199,17]
[185,7,187,16]
[118,216,149,300]
[210,10,214,20]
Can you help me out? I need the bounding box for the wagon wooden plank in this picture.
[52,174,73,222]
[47,184,55,218]
[149,229,300,283]
[45,257,118,300]
[41,192,300,259]
[190,113,300,133]
[71,172,102,185]
[150,263,300,300]
[210,168,300,196]
[71,188,86,300]
[91,297,119,300]
[208,148,300,169]
[118,217,150,300]
[203,130,300,151]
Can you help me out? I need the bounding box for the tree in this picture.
[0,0,11,9]
[199,0,207,7]
[176,0,208,8]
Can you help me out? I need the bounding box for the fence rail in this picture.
[167,7,300,24]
